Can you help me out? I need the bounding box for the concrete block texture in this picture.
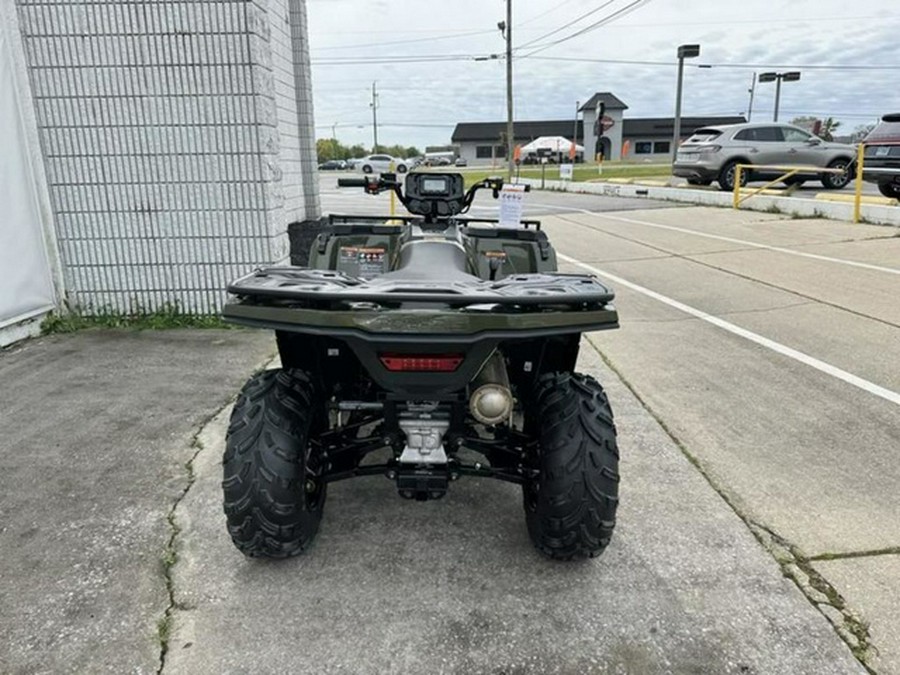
[15,0,320,314]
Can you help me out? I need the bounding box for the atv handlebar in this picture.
[336,177,370,188]
[336,172,530,220]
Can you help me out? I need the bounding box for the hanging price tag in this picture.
[498,184,526,227]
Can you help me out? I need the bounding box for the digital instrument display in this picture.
[421,177,449,194]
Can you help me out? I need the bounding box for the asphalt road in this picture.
[2,182,896,674]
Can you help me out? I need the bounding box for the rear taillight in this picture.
[379,354,464,372]
[697,145,721,154]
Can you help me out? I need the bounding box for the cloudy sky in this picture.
[307,0,900,149]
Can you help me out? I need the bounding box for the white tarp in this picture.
[0,22,56,329]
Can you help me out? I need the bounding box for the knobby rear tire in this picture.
[523,372,620,560]
[222,369,326,558]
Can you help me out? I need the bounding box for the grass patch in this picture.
[41,304,229,335]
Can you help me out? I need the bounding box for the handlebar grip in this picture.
[337,178,369,188]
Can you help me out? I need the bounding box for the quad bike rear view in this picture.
[221,172,620,560]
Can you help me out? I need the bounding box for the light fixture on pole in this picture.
[758,71,800,122]
[672,44,700,162]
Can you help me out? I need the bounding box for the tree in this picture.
[850,123,876,143]
[316,138,340,162]
[316,139,417,162]
[818,117,841,141]
[790,115,818,128]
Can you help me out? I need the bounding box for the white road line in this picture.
[559,252,900,408]
[533,204,900,276]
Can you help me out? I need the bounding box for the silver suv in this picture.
[673,123,855,191]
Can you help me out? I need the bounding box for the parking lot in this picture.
[2,180,898,674]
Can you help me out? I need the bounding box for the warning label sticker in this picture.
[338,246,387,277]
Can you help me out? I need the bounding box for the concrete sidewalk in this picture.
[0,329,865,674]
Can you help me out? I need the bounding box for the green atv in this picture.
[221,172,620,560]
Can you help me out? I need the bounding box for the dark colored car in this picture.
[863,114,900,199]
[318,160,347,171]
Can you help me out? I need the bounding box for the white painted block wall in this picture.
[14,0,319,314]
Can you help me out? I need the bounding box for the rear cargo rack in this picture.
[228,267,613,309]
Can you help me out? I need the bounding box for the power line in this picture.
[514,0,618,52]
[311,29,495,52]
[311,54,489,65]
[515,0,583,27]
[518,0,654,58]
[523,55,900,71]
[614,14,891,27]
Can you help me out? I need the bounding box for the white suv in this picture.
[358,154,409,174]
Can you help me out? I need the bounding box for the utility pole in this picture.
[370,81,379,153]
[504,0,513,180]
[746,73,756,122]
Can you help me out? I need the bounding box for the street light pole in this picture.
[574,100,579,149]
[759,71,801,122]
[672,44,700,163]
[773,77,782,122]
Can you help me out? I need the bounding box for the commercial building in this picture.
[451,91,745,166]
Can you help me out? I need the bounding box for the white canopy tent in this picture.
[520,136,584,155]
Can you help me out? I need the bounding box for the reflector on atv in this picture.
[221,172,621,561]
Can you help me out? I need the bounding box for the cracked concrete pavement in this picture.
[1,324,868,674]
[0,329,275,674]
[157,342,865,674]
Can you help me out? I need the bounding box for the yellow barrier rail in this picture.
[853,143,864,224]
[732,163,846,209]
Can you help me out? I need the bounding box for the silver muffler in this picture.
[469,351,514,425]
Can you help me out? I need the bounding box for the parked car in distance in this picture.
[673,122,856,191]
[318,159,347,171]
[862,113,900,199]
[424,156,452,167]
[357,154,409,174]
[454,157,467,167]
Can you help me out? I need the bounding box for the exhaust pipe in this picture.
[469,351,513,425]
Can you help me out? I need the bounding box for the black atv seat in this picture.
[375,240,476,282]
